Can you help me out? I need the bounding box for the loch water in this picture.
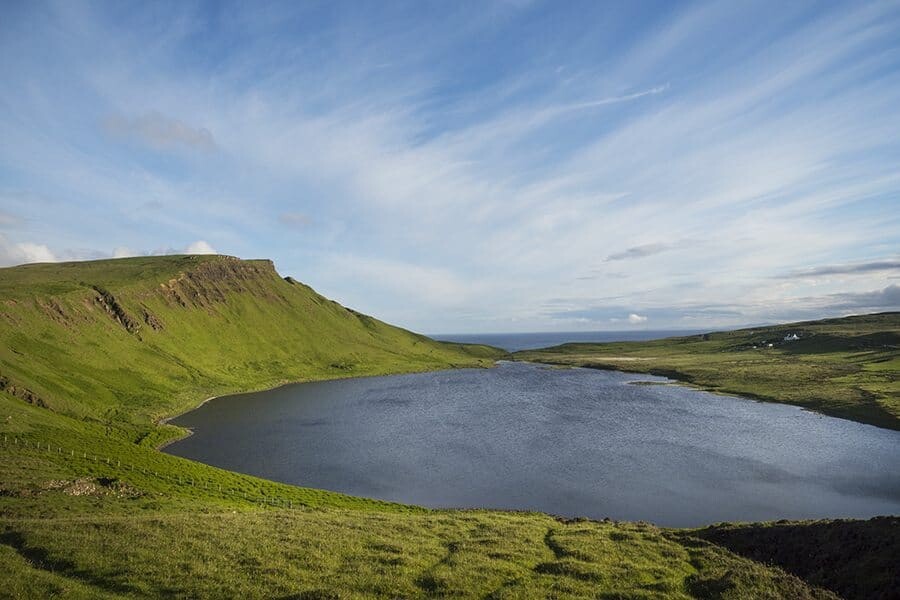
[165,361,900,526]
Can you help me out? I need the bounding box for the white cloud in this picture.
[628,313,648,324]
[112,246,136,258]
[184,240,217,255]
[0,235,57,266]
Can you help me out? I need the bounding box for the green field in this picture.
[0,255,894,598]
[516,313,900,431]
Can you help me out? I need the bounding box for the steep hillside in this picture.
[0,255,499,434]
[516,313,900,430]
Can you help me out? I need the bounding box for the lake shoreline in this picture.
[163,361,900,527]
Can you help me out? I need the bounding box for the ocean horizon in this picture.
[432,329,703,352]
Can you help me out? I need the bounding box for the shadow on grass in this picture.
[686,516,900,600]
[0,529,136,596]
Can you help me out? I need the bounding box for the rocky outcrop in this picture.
[92,286,141,334]
[141,308,164,330]
[0,374,47,408]
[35,298,70,326]
[157,258,282,309]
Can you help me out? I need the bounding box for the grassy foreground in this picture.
[0,256,891,598]
[1,507,840,599]
[516,313,900,430]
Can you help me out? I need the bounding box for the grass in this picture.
[515,312,900,430]
[0,255,893,598]
[1,507,840,599]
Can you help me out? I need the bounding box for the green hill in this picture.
[0,256,888,599]
[0,254,499,437]
[516,313,900,430]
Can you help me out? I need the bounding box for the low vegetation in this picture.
[515,313,900,430]
[2,504,844,599]
[0,256,893,598]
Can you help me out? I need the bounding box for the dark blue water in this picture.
[433,330,702,351]
[165,362,900,526]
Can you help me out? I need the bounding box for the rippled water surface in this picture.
[166,362,900,526]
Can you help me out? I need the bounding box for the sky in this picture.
[1,0,899,333]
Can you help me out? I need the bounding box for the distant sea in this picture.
[432,330,703,352]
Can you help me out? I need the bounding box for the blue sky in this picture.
[1,1,899,333]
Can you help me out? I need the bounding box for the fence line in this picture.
[1,434,298,510]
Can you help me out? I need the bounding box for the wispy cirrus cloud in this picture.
[775,258,900,279]
[604,240,698,262]
[0,1,898,331]
[103,112,217,153]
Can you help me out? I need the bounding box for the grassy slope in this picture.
[0,256,876,598]
[0,254,500,434]
[516,313,900,430]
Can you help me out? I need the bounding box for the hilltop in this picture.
[0,255,892,598]
[516,313,900,430]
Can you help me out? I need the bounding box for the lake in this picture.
[165,361,900,526]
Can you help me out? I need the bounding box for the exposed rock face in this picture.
[142,308,164,330]
[0,374,47,408]
[90,260,280,330]
[35,298,70,325]
[157,258,282,309]
[92,286,141,334]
